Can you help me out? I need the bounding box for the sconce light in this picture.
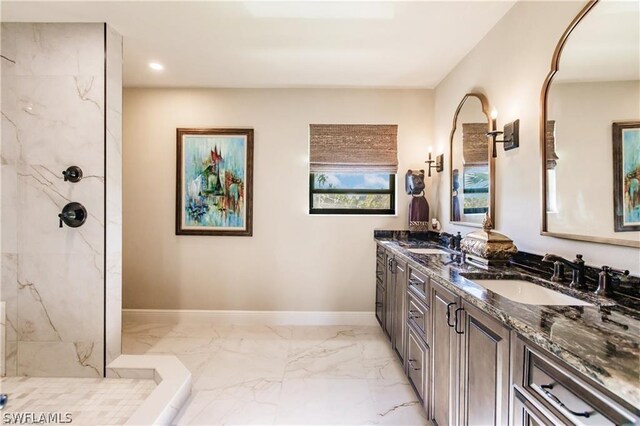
[486,109,520,158]
[425,147,444,177]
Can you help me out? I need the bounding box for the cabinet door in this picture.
[393,259,407,362]
[407,326,429,404]
[430,281,460,426]
[384,252,394,339]
[459,301,510,426]
[375,283,384,327]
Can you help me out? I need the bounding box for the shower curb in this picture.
[107,354,192,425]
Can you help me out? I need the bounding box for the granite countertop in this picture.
[375,236,640,410]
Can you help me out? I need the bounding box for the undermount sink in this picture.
[472,279,593,306]
[407,248,448,255]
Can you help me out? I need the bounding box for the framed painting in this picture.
[613,122,640,232]
[176,128,253,236]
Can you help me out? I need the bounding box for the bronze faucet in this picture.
[542,254,586,290]
[595,266,629,298]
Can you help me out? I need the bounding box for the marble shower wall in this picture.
[106,25,123,367]
[0,23,122,377]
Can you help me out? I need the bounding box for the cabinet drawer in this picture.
[376,260,385,283]
[407,292,429,344]
[407,326,428,403]
[375,284,385,326]
[518,341,637,425]
[407,266,429,302]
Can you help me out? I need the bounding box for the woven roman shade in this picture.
[546,120,559,170]
[462,123,489,165]
[309,124,398,173]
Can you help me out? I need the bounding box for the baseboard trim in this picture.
[122,309,377,326]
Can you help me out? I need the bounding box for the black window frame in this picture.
[309,173,396,215]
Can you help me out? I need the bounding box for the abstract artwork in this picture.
[176,128,253,236]
[613,122,640,232]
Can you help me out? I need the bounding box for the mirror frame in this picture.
[539,0,639,248]
[449,93,496,228]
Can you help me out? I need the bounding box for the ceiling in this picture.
[1,1,515,88]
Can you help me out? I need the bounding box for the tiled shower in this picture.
[0,23,123,377]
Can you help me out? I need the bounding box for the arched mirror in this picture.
[541,0,640,247]
[449,93,495,227]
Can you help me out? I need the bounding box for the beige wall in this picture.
[123,88,434,310]
[548,80,640,242]
[433,1,640,274]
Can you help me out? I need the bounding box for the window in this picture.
[309,124,398,215]
[462,165,489,215]
[309,172,395,214]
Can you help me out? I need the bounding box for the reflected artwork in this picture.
[613,122,640,232]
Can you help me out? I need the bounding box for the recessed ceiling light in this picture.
[149,62,164,71]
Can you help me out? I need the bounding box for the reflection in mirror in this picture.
[543,0,640,247]
[450,94,494,226]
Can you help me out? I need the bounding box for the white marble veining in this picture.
[1,23,123,378]
[123,321,427,425]
[105,23,123,368]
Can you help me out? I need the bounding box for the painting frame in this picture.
[176,128,254,236]
[612,121,640,232]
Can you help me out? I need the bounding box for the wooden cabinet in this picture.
[430,281,461,426]
[383,251,394,338]
[393,258,407,362]
[407,326,429,403]
[375,248,386,327]
[459,301,510,425]
[430,281,511,426]
[513,388,553,426]
[373,247,637,426]
[511,336,638,426]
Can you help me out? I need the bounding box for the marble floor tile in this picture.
[123,321,427,425]
[276,378,378,425]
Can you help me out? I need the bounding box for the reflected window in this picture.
[462,165,489,215]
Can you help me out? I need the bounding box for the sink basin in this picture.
[472,279,593,306]
[407,248,448,255]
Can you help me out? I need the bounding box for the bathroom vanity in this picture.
[374,234,639,426]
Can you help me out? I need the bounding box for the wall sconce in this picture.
[486,109,519,158]
[425,148,444,177]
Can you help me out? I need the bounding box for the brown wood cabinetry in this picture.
[383,250,393,338]
[430,280,461,426]
[407,326,429,403]
[374,246,636,426]
[459,301,510,425]
[511,336,638,426]
[393,258,407,362]
[375,248,386,327]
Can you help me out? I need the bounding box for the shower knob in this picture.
[59,202,87,228]
[62,166,83,183]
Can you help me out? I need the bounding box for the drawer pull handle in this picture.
[540,383,594,418]
[408,278,422,287]
[409,310,423,320]
[446,302,456,327]
[408,359,421,371]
